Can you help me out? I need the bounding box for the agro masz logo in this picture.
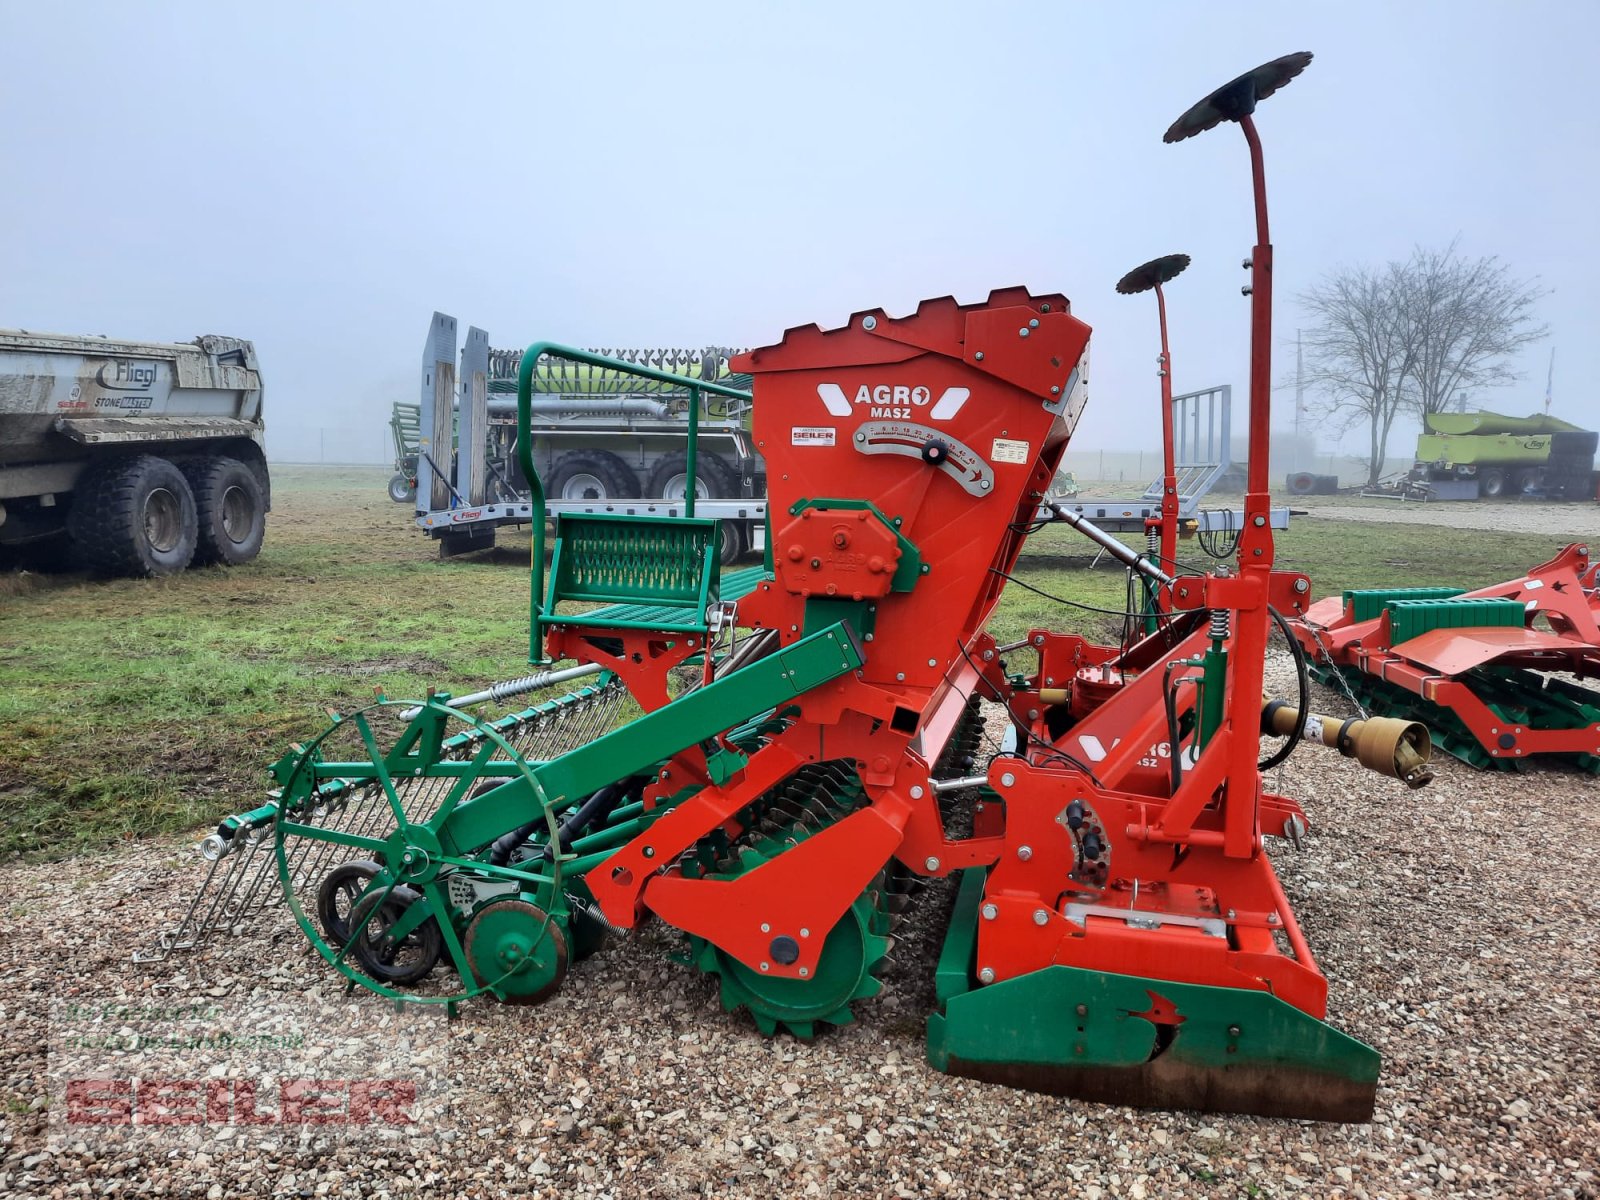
[816,384,970,422]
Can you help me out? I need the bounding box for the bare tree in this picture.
[1299,263,1414,486]
[1397,240,1548,418]
[1299,243,1547,485]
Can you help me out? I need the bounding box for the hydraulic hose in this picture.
[1258,605,1310,771]
[485,778,638,867]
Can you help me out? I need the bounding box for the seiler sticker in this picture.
[792,426,836,447]
[990,438,1030,464]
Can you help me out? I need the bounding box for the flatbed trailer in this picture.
[413,314,765,560]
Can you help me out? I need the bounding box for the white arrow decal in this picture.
[816,383,852,417]
[929,387,970,420]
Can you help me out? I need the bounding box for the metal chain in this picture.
[1307,623,1369,720]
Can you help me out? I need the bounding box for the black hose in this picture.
[1162,664,1199,795]
[1258,605,1310,772]
[1197,509,1240,559]
[485,778,636,867]
[534,778,636,863]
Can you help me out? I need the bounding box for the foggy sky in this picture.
[2,1,1595,462]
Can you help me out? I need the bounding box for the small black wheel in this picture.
[68,454,198,577]
[316,859,384,947]
[547,450,640,501]
[348,885,443,986]
[645,451,737,502]
[182,456,266,566]
[388,472,416,504]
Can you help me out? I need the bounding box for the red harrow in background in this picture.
[148,53,1444,1123]
[1289,542,1600,772]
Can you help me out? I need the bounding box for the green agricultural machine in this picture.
[145,52,1427,1122]
[1411,409,1597,500]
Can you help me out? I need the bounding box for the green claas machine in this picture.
[1411,409,1598,500]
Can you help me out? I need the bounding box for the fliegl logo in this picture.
[96,360,158,391]
[817,383,970,422]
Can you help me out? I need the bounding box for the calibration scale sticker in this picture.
[853,420,993,497]
[791,427,837,446]
[990,438,1030,464]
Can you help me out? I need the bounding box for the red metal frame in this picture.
[1292,542,1600,763]
[1153,279,1179,580]
[537,60,1355,1037]
[551,268,1336,1026]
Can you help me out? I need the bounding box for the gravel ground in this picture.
[1,676,1597,1199]
[1297,500,1600,539]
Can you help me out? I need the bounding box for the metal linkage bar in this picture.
[1047,503,1174,587]
[399,663,606,719]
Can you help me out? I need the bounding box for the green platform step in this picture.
[926,870,1380,1122]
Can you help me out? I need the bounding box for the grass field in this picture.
[0,465,1583,857]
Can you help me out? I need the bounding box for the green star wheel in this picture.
[691,866,896,1038]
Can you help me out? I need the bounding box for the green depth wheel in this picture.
[463,898,569,1004]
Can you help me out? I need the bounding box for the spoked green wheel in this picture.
[271,697,572,1006]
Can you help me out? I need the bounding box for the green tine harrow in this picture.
[136,673,627,964]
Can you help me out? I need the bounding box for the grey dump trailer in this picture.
[0,329,268,576]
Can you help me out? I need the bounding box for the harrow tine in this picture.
[139,677,626,962]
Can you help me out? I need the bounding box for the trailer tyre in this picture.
[388,472,416,504]
[69,454,199,577]
[717,520,746,566]
[646,451,737,503]
[1479,467,1508,498]
[182,456,266,566]
[547,450,640,501]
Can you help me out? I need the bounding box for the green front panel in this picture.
[927,961,1379,1122]
[1386,596,1525,645]
[438,622,864,853]
[934,869,986,1005]
[547,512,721,606]
[1344,586,1462,623]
